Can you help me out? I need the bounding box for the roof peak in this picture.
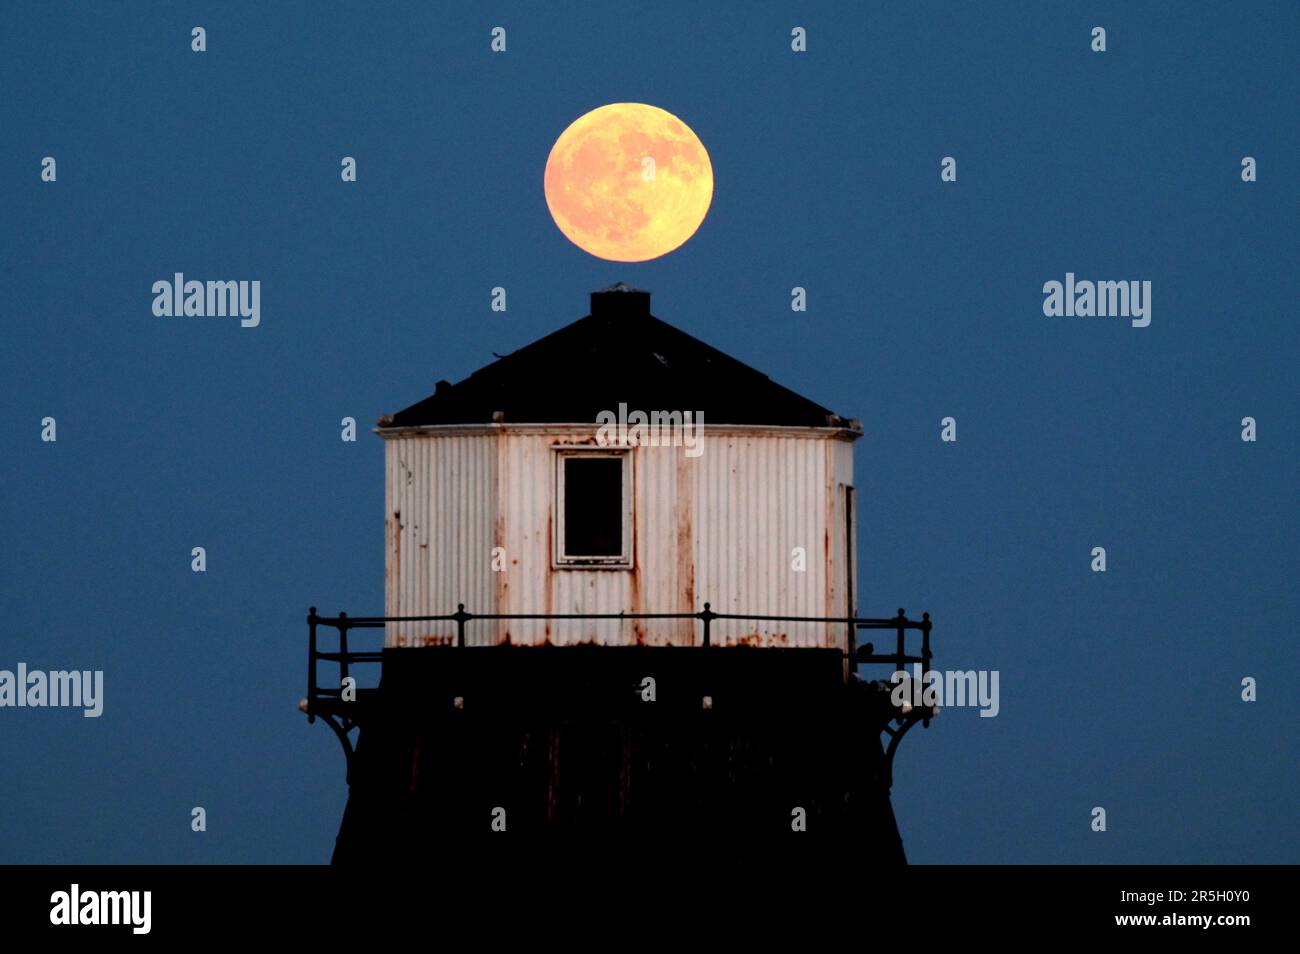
[591,283,650,319]
[382,287,851,430]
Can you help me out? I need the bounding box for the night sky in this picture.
[2,2,1296,863]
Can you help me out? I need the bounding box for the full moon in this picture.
[544,103,713,262]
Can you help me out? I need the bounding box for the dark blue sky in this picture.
[2,2,1295,863]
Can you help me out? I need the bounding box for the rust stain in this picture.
[629,563,641,648]
[389,509,402,638]
[495,426,508,647]
[825,441,837,642]
[544,510,553,642]
[494,510,508,646]
[675,449,695,644]
[626,446,640,648]
[825,525,832,645]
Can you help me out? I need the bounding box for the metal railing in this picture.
[304,603,932,724]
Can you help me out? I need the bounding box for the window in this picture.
[555,451,631,566]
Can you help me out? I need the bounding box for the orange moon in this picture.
[544,103,713,262]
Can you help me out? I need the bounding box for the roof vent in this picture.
[591,283,650,319]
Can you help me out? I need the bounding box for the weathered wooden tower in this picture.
[303,284,936,858]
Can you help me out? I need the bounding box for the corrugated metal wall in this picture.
[384,433,497,647]
[383,427,856,649]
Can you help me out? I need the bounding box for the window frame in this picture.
[553,448,633,569]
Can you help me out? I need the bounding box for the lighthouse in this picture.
[304,284,936,858]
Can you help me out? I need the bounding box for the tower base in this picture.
[331,646,908,861]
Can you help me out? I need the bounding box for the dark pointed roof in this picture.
[382,285,856,430]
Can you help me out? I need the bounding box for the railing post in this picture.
[921,612,933,727]
[920,613,932,680]
[895,608,907,673]
[454,603,469,648]
[307,606,318,724]
[338,611,350,690]
[700,602,715,648]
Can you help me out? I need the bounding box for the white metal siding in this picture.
[385,433,497,647]
[382,427,856,649]
[692,434,832,647]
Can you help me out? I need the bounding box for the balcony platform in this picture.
[305,608,934,860]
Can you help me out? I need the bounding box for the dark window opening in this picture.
[563,456,624,559]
